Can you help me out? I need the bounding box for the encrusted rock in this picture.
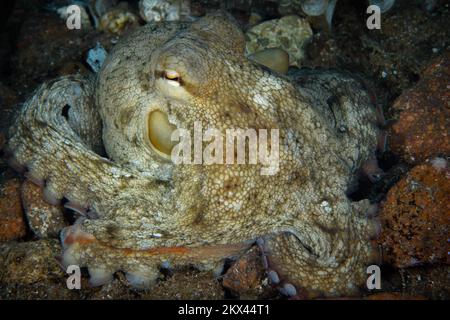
[222,246,267,298]
[0,179,26,242]
[99,5,140,35]
[245,15,313,67]
[21,180,67,239]
[377,159,450,268]
[389,52,450,164]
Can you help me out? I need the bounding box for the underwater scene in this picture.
[0,0,448,300]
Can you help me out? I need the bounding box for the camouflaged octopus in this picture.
[6,12,382,297]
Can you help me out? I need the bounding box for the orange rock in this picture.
[222,246,266,297]
[0,179,27,242]
[389,51,450,164]
[377,159,450,267]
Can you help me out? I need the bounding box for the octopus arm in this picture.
[6,76,159,219]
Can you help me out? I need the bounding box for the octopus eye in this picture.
[164,70,181,87]
[147,110,178,157]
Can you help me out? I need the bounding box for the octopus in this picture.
[6,12,383,298]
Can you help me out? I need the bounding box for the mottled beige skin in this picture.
[7,13,380,297]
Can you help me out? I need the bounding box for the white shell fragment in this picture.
[139,0,191,23]
[301,0,329,16]
[86,42,108,73]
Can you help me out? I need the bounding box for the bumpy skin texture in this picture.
[7,13,380,297]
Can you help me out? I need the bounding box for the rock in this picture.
[99,5,140,35]
[0,239,62,285]
[139,0,191,22]
[0,239,80,299]
[21,180,67,239]
[395,265,450,300]
[141,270,224,299]
[303,33,340,67]
[86,42,108,73]
[11,10,114,96]
[222,246,267,298]
[389,52,450,164]
[245,15,313,68]
[302,3,450,102]
[363,4,449,97]
[0,179,27,242]
[377,159,450,268]
[379,265,450,300]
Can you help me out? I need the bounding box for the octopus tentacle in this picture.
[7,76,161,217]
[258,199,381,298]
[6,77,171,231]
[60,222,251,288]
